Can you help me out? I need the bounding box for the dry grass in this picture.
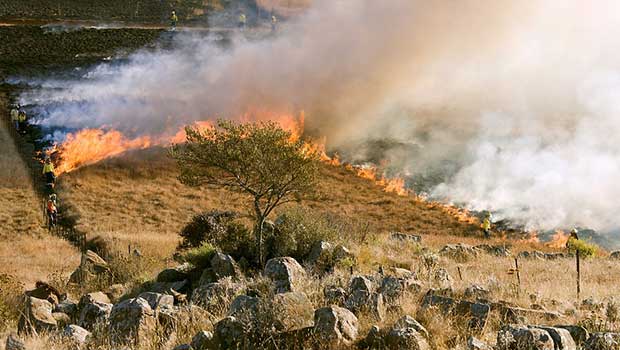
[0,92,79,287]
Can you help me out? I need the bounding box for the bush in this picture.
[0,273,24,331]
[568,238,598,258]
[178,211,238,249]
[178,242,217,270]
[265,207,340,261]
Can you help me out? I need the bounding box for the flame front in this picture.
[51,129,152,175]
[546,230,569,249]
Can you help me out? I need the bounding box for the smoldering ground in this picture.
[16,0,620,234]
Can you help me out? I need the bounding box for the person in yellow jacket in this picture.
[43,158,56,185]
[10,106,19,130]
[238,12,247,30]
[170,10,178,30]
[481,212,492,238]
[17,110,27,133]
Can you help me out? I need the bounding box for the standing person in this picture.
[271,14,278,32]
[567,228,579,250]
[238,12,247,30]
[46,199,57,228]
[17,109,27,134]
[10,105,19,131]
[481,212,492,238]
[43,158,56,187]
[170,10,178,31]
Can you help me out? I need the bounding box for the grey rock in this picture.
[365,325,385,349]
[157,263,193,283]
[555,325,588,346]
[324,286,347,306]
[64,324,91,344]
[270,292,315,332]
[109,297,157,345]
[392,315,429,339]
[439,244,479,261]
[419,291,490,331]
[468,336,493,350]
[497,325,554,350]
[350,276,373,294]
[534,326,576,350]
[78,300,112,330]
[210,253,240,280]
[464,284,491,301]
[213,316,246,349]
[191,280,242,314]
[313,306,359,347]
[390,232,422,243]
[190,330,215,350]
[52,312,71,327]
[137,292,174,311]
[264,257,306,294]
[5,334,26,350]
[584,333,620,350]
[54,299,78,318]
[385,327,431,350]
[69,250,111,284]
[17,297,57,335]
[307,240,334,268]
[228,295,259,319]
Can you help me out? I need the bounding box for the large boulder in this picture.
[157,263,193,283]
[228,295,259,320]
[439,244,479,261]
[54,299,78,319]
[25,281,62,306]
[419,291,490,331]
[497,325,554,350]
[556,325,588,346]
[191,280,243,314]
[584,333,620,350]
[64,324,91,345]
[534,326,577,350]
[307,241,334,270]
[385,316,431,350]
[109,297,157,346]
[264,257,306,294]
[313,306,359,347]
[191,330,215,350]
[468,336,493,350]
[78,295,112,330]
[213,316,247,349]
[17,297,57,334]
[210,253,240,280]
[269,292,315,332]
[69,250,111,284]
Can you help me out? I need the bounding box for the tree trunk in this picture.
[254,199,265,267]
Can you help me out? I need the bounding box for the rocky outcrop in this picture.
[78,294,112,330]
[269,292,314,332]
[418,290,490,331]
[109,297,157,345]
[191,280,242,314]
[264,257,306,294]
[64,324,91,345]
[497,325,555,350]
[210,253,240,280]
[156,263,193,283]
[213,316,247,349]
[5,334,25,350]
[18,297,57,335]
[137,292,174,311]
[69,250,111,284]
[385,315,431,350]
[344,276,386,321]
[313,306,359,347]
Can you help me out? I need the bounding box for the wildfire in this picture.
[427,202,479,225]
[546,230,569,249]
[50,129,152,175]
[355,164,409,196]
[169,121,213,144]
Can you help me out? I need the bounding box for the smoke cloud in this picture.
[20,1,620,233]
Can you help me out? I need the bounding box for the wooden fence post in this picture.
[576,250,581,299]
[514,257,521,293]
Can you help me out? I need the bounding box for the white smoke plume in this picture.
[20,0,620,233]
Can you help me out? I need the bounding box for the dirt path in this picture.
[0,91,79,287]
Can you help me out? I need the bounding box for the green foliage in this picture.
[170,120,320,265]
[178,210,238,249]
[178,242,217,270]
[568,238,598,258]
[265,206,339,261]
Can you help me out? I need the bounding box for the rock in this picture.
[149,279,191,295]
[52,312,71,327]
[160,305,213,336]
[105,283,127,303]
[556,325,588,346]
[78,299,112,330]
[109,297,157,345]
[419,291,490,331]
[584,333,620,349]
[468,336,493,350]
[517,251,546,260]
[25,281,62,305]
[498,305,562,323]
[313,306,359,347]
[364,325,385,349]
[474,244,511,257]
[79,292,111,306]
[191,280,242,314]
[64,324,91,344]
[138,292,174,311]
[172,345,192,350]
[350,276,373,294]
[190,330,215,350]
[385,317,431,350]
[434,268,453,289]
[157,263,193,283]
[213,316,246,349]
[380,276,404,304]
[270,292,315,332]
[439,243,479,261]
[69,250,111,284]
[54,299,78,319]
[333,245,355,263]
[5,334,26,350]
[264,257,306,294]
[18,297,57,335]
[609,251,620,259]
[210,253,240,280]
[228,295,259,319]
[534,326,577,350]
[464,284,491,301]
[390,232,422,243]
[324,286,347,306]
[307,241,334,270]
[497,325,554,350]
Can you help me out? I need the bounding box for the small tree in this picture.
[170,119,320,266]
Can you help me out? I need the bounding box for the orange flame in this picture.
[546,230,569,249]
[51,129,152,175]
[354,165,409,196]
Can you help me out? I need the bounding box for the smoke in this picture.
[19,1,620,232]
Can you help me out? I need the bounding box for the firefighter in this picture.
[481,212,492,238]
[271,14,278,31]
[567,228,579,249]
[170,10,178,30]
[17,110,27,133]
[239,12,247,30]
[46,199,57,228]
[10,106,19,130]
[43,157,56,186]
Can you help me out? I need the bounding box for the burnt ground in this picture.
[0,26,164,78]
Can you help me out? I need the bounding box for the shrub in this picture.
[178,210,238,249]
[0,273,24,331]
[568,238,598,258]
[178,242,217,270]
[265,206,340,261]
